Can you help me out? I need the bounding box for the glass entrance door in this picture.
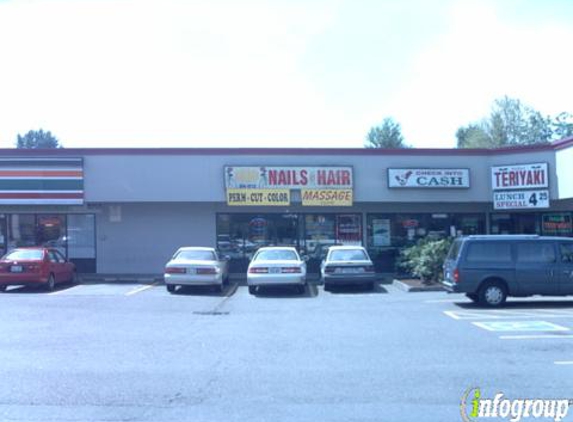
[304,214,336,278]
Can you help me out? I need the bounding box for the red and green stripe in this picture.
[0,158,84,205]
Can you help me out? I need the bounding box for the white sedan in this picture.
[247,247,307,295]
[164,247,229,293]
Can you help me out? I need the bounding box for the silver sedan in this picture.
[247,247,307,295]
[164,247,229,293]
[321,245,376,290]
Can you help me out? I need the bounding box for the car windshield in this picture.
[254,249,298,261]
[3,250,44,260]
[329,249,368,261]
[174,250,216,261]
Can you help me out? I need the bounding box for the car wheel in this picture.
[214,284,224,293]
[70,271,77,284]
[296,284,305,294]
[0,285,7,292]
[248,286,257,295]
[364,282,375,291]
[478,281,507,307]
[324,283,331,292]
[166,284,176,294]
[466,293,479,303]
[45,274,56,292]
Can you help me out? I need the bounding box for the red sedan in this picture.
[0,247,76,292]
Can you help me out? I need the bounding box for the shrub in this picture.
[399,237,454,283]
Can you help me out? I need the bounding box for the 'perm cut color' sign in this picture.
[226,189,290,206]
[491,162,548,190]
[388,168,470,188]
[224,166,353,189]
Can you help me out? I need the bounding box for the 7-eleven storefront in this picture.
[0,157,96,273]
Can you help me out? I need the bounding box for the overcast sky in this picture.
[0,0,572,149]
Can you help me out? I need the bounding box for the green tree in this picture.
[365,117,408,148]
[16,129,62,149]
[455,124,496,148]
[456,96,568,148]
[399,237,454,283]
[553,112,573,139]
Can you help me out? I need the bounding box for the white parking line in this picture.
[425,299,459,303]
[125,282,159,296]
[473,320,570,332]
[48,285,84,295]
[444,309,573,320]
[443,310,463,320]
[499,335,573,340]
[554,361,573,365]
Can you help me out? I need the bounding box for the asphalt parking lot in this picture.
[1,281,572,422]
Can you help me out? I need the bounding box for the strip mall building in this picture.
[0,138,572,277]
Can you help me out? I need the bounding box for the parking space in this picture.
[1,282,160,297]
[0,280,390,299]
[433,295,573,367]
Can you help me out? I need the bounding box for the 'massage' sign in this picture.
[388,168,470,188]
[491,162,548,190]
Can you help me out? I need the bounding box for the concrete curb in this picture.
[392,279,446,293]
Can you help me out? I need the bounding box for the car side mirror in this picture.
[302,255,310,262]
[224,255,231,261]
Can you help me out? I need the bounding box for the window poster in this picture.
[336,214,362,245]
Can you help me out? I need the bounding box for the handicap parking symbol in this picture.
[472,321,570,332]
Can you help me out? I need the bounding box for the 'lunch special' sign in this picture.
[224,166,353,206]
[491,162,548,190]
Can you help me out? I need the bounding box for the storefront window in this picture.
[490,213,540,235]
[366,213,486,272]
[37,214,66,256]
[67,214,96,259]
[541,213,572,237]
[452,214,486,236]
[368,214,432,249]
[367,213,487,249]
[216,214,301,259]
[304,214,335,259]
[8,214,36,250]
[217,213,363,276]
[335,214,362,245]
[6,214,96,271]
